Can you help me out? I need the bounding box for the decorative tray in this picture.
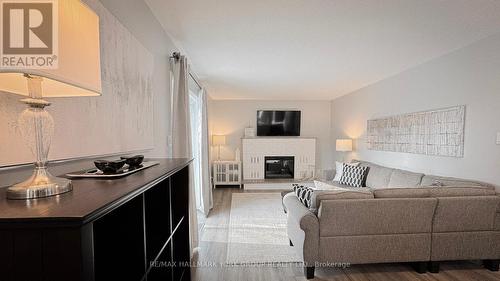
[66,161,159,178]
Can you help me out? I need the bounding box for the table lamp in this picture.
[0,0,101,199]
[212,135,226,160]
[336,139,353,162]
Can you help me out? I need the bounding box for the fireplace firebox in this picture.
[264,156,294,179]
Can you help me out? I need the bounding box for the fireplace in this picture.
[264,156,294,179]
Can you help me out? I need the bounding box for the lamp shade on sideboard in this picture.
[0,0,101,98]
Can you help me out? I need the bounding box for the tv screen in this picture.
[257,110,301,136]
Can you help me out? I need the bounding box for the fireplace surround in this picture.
[241,137,316,186]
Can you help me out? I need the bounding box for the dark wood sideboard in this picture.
[0,158,192,281]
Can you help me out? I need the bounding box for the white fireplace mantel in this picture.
[241,137,316,183]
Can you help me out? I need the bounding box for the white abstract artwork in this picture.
[0,0,154,167]
[366,106,466,157]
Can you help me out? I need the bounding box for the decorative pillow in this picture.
[333,161,359,182]
[314,180,350,191]
[339,165,368,187]
[292,184,313,208]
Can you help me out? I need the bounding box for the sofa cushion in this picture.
[319,169,335,182]
[318,198,437,236]
[421,175,494,189]
[429,187,497,197]
[319,234,432,264]
[314,180,349,190]
[310,188,373,213]
[357,161,393,189]
[430,232,499,261]
[432,196,499,232]
[388,169,424,188]
[373,187,431,198]
[320,180,370,190]
[314,180,371,192]
[314,190,374,203]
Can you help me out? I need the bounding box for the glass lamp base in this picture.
[7,167,73,200]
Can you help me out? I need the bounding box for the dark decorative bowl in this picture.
[94,159,126,174]
[121,155,144,168]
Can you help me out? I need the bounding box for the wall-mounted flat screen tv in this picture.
[257,110,301,136]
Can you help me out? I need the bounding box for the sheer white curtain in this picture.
[189,90,202,211]
[188,83,213,217]
[170,54,198,256]
[199,89,213,216]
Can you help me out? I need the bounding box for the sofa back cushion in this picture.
[388,169,424,188]
[310,188,373,213]
[320,169,336,182]
[373,187,431,198]
[432,196,499,232]
[429,187,497,197]
[421,175,494,189]
[314,180,368,190]
[357,161,393,189]
[318,198,437,236]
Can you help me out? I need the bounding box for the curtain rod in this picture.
[170,51,204,90]
[170,52,180,60]
[189,72,203,90]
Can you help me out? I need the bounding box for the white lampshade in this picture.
[0,0,101,97]
[336,139,353,152]
[212,135,226,146]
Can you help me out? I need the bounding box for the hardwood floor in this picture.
[191,188,500,281]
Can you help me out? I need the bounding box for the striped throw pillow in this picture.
[339,165,368,187]
[292,184,313,208]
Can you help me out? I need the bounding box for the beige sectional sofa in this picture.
[284,160,500,279]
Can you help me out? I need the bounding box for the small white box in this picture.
[244,127,256,137]
[496,132,500,145]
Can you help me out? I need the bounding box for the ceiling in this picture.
[145,0,500,100]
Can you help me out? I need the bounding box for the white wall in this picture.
[99,0,179,158]
[208,100,333,170]
[0,0,177,166]
[0,0,179,167]
[331,32,500,187]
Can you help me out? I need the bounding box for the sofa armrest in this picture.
[283,193,319,265]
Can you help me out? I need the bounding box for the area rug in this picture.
[226,193,302,265]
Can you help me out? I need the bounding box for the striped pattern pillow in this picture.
[292,184,313,208]
[339,165,368,187]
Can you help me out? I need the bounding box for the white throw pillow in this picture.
[313,180,350,191]
[333,161,359,182]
